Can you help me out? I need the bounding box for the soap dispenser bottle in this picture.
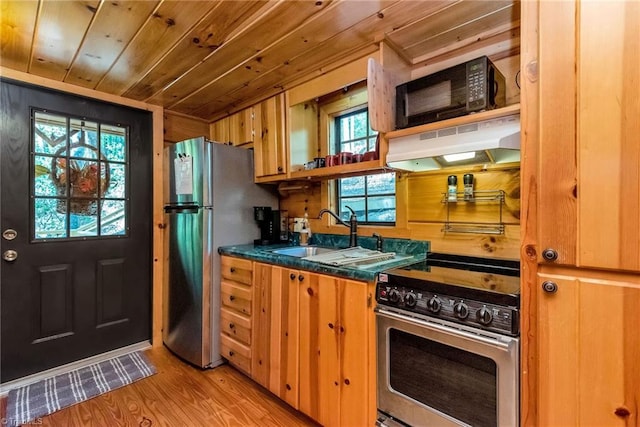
[299,212,312,245]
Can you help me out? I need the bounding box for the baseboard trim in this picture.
[0,341,151,396]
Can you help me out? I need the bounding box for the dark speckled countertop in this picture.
[218,234,430,282]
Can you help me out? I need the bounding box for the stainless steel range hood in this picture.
[386,114,520,172]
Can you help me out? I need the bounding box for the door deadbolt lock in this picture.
[3,250,18,262]
[2,229,17,241]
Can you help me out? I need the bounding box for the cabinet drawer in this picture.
[221,256,253,285]
[221,280,252,315]
[220,307,251,345]
[220,334,251,375]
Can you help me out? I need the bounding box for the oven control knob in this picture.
[427,296,442,313]
[453,302,469,319]
[388,289,401,304]
[477,306,493,325]
[404,292,417,308]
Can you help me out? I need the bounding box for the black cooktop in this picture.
[379,252,521,307]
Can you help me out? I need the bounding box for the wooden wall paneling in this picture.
[388,1,515,58]
[0,1,39,72]
[406,168,521,224]
[409,223,520,259]
[95,1,219,95]
[537,0,577,265]
[183,1,462,119]
[163,110,209,143]
[64,1,160,89]
[288,55,374,106]
[123,1,268,100]
[173,0,393,118]
[151,1,334,111]
[577,1,640,271]
[28,1,100,81]
[519,0,539,423]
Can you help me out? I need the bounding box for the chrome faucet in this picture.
[318,206,358,247]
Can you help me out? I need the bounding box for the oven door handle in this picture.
[375,307,515,351]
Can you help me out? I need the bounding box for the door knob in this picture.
[542,281,558,293]
[3,250,18,262]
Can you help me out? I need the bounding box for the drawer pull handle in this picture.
[290,273,296,280]
[230,267,236,273]
[229,351,234,357]
[286,384,291,391]
[229,322,235,329]
[229,295,236,301]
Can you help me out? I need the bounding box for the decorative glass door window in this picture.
[32,110,128,240]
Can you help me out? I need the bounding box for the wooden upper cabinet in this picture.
[534,0,640,272]
[254,94,287,181]
[210,116,230,144]
[228,107,254,147]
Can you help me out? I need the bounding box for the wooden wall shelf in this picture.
[288,160,390,181]
[385,103,521,140]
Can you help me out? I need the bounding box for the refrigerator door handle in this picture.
[164,205,200,214]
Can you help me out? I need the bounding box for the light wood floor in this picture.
[1,346,317,426]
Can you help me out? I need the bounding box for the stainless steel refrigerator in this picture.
[163,137,277,368]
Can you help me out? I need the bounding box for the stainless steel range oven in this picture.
[375,253,520,427]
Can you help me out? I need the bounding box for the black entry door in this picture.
[0,79,152,383]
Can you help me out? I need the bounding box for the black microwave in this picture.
[395,56,505,129]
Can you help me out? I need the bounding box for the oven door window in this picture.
[389,328,497,427]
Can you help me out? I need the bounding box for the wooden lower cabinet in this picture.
[537,268,640,425]
[252,262,299,408]
[219,256,254,376]
[253,261,376,426]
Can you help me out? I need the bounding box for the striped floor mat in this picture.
[6,351,156,426]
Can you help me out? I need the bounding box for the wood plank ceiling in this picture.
[0,0,520,122]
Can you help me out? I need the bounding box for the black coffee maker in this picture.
[254,206,286,245]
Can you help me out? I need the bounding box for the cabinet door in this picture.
[298,271,321,422]
[537,270,640,425]
[228,107,254,146]
[339,278,371,427]
[210,116,230,144]
[274,267,299,408]
[318,274,340,427]
[254,94,287,180]
[576,1,640,271]
[535,0,640,271]
[316,275,371,427]
[252,263,300,406]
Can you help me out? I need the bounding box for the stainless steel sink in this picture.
[269,245,339,258]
